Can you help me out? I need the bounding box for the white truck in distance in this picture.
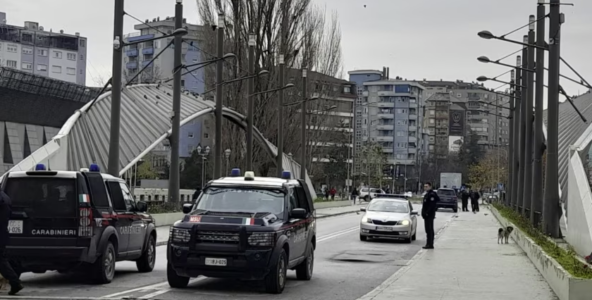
[440,173,462,189]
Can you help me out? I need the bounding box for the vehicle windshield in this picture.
[438,189,456,196]
[367,200,409,213]
[194,187,285,217]
[5,178,77,217]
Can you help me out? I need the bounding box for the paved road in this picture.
[7,206,455,299]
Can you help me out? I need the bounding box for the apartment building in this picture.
[0,12,87,85]
[349,69,426,185]
[424,92,467,159]
[422,80,511,151]
[123,16,210,158]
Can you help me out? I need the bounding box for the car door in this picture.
[105,181,132,256]
[119,182,146,255]
[409,201,417,232]
[294,184,313,257]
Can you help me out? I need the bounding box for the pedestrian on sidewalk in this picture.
[0,190,23,295]
[461,189,469,212]
[470,189,480,213]
[421,182,439,250]
[351,188,359,205]
[330,187,336,200]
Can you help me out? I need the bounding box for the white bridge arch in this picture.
[5,84,314,196]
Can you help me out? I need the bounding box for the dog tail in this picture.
[498,228,504,234]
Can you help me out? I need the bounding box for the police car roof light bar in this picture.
[244,171,255,181]
[281,171,291,180]
[230,168,241,177]
[35,164,46,171]
[89,164,100,172]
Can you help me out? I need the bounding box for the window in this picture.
[6,60,17,68]
[22,47,33,55]
[106,182,127,212]
[37,49,48,56]
[51,65,62,73]
[53,51,62,58]
[80,69,83,75]
[7,44,17,52]
[119,183,135,211]
[429,110,435,115]
[5,178,76,218]
[188,132,194,138]
[37,64,47,71]
[80,54,84,60]
[204,133,209,139]
[21,62,32,70]
[67,53,76,60]
[195,188,286,218]
[80,39,86,47]
[429,119,435,124]
[66,67,76,75]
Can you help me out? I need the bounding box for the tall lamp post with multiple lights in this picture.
[196,145,210,187]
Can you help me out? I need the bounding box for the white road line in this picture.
[318,227,359,242]
[101,282,170,298]
[140,289,171,299]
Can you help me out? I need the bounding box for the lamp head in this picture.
[285,83,295,89]
[205,146,211,154]
[477,56,490,63]
[511,70,515,80]
[258,70,269,76]
[172,27,188,37]
[223,53,236,60]
[529,15,535,31]
[196,145,201,153]
[476,76,488,82]
[217,14,224,28]
[248,34,256,46]
[477,30,495,40]
[523,35,528,43]
[516,56,521,67]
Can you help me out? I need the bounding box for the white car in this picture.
[359,198,418,243]
[359,188,385,202]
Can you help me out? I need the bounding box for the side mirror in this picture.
[182,203,193,214]
[360,207,366,212]
[411,211,418,216]
[290,208,307,219]
[136,201,148,212]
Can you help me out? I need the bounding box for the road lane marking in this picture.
[140,289,171,299]
[318,226,359,242]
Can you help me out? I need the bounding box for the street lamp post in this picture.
[214,13,225,179]
[523,20,536,219]
[301,68,308,180]
[517,42,528,215]
[196,145,210,187]
[246,33,256,172]
[532,0,546,226]
[512,56,522,211]
[277,54,285,177]
[224,148,231,176]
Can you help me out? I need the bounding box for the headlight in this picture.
[366,218,373,223]
[400,220,410,226]
[248,232,276,247]
[172,228,191,243]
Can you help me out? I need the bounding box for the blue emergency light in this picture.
[35,164,46,171]
[89,164,100,172]
[230,168,241,177]
[281,171,291,180]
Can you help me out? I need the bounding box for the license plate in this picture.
[376,226,393,231]
[8,220,23,234]
[205,258,227,266]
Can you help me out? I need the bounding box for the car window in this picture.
[106,181,127,212]
[361,188,368,192]
[437,189,456,196]
[6,178,77,218]
[288,188,298,211]
[195,187,285,218]
[119,182,135,211]
[294,186,310,212]
[367,200,409,213]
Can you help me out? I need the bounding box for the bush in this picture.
[493,203,592,279]
[147,202,181,214]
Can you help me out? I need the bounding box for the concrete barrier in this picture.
[490,207,592,300]
[151,200,356,227]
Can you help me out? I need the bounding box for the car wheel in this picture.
[364,196,370,202]
[359,235,367,241]
[92,241,116,284]
[136,235,156,272]
[453,207,458,213]
[295,248,314,280]
[264,249,288,294]
[167,262,190,288]
[411,232,416,241]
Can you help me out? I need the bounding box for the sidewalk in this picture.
[358,207,558,300]
[155,203,364,246]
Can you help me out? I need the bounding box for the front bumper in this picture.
[168,243,273,279]
[359,223,412,239]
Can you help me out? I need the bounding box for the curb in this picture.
[356,213,457,300]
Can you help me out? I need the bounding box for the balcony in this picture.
[376,136,393,142]
[377,113,394,119]
[126,61,138,69]
[142,47,154,55]
[382,148,394,153]
[408,148,417,154]
[408,136,417,143]
[408,125,417,131]
[376,124,394,130]
[376,102,395,108]
[126,49,138,57]
[377,91,397,97]
[362,91,369,97]
[409,102,418,109]
[142,60,154,67]
[408,114,417,120]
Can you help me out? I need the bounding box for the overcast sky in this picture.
[3,0,591,99]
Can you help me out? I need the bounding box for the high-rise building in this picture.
[349,69,426,190]
[0,12,88,85]
[123,16,210,158]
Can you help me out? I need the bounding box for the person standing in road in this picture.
[0,190,23,295]
[470,189,481,213]
[461,190,470,212]
[421,182,439,250]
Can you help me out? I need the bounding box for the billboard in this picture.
[449,136,463,152]
[449,110,465,136]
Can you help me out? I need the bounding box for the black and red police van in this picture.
[2,163,157,283]
[167,169,316,294]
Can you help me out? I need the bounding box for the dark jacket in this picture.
[422,189,440,219]
[0,191,12,246]
[470,191,480,202]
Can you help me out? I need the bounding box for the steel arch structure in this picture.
[5,84,314,196]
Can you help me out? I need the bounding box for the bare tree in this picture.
[195,0,344,176]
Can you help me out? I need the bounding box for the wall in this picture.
[0,42,21,68]
[33,46,49,77]
[179,119,202,158]
[76,37,87,85]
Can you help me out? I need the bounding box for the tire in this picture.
[264,249,288,294]
[403,237,412,243]
[92,242,116,284]
[136,235,156,273]
[411,232,416,241]
[295,248,314,280]
[364,196,370,202]
[167,262,190,288]
[359,235,367,241]
[453,207,458,213]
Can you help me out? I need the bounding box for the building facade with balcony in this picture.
[123,16,209,158]
[0,12,88,85]
[349,69,426,188]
